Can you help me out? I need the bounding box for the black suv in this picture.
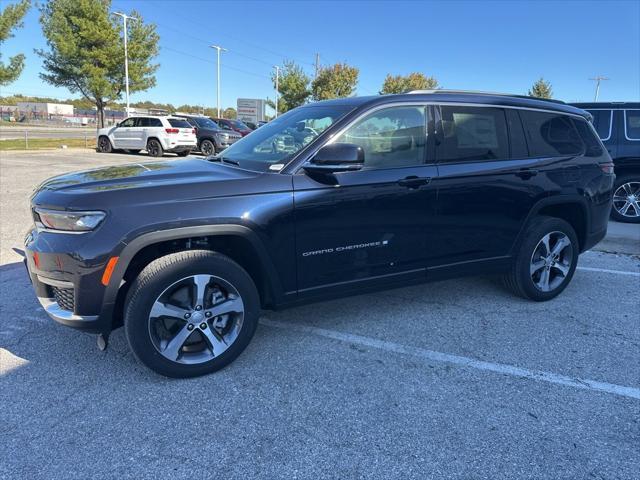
[173,113,242,156]
[25,91,614,377]
[571,103,640,223]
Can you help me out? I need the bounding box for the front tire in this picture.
[610,175,640,223]
[503,216,579,301]
[124,250,260,378]
[97,136,112,153]
[146,138,164,157]
[200,139,215,156]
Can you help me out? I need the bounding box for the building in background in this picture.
[237,98,266,124]
[17,102,74,117]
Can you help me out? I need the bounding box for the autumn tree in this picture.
[0,0,31,86]
[528,77,553,99]
[37,0,159,128]
[311,63,359,101]
[380,72,438,94]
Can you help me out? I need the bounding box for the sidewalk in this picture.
[594,221,640,255]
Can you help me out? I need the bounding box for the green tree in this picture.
[267,60,310,114]
[37,0,159,128]
[380,72,438,94]
[0,0,31,86]
[222,107,237,119]
[311,63,359,101]
[528,77,553,99]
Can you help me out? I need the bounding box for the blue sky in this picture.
[2,0,639,111]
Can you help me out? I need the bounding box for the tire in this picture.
[146,138,164,157]
[200,139,215,156]
[97,136,113,153]
[610,174,640,223]
[503,216,579,301]
[124,250,260,378]
[176,150,191,157]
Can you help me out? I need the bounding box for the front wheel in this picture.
[503,216,579,301]
[200,139,215,156]
[610,175,640,223]
[146,138,164,157]
[124,250,260,378]
[97,136,112,153]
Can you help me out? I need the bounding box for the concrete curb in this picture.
[592,221,640,256]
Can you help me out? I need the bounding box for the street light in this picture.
[589,76,609,101]
[273,65,280,118]
[113,12,137,116]
[210,45,227,118]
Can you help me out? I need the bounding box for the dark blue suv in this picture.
[24,91,614,377]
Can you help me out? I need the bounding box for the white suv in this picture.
[97,116,197,157]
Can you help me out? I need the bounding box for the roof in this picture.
[311,92,590,117]
[570,102,640,109]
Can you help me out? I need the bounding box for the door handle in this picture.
[515,168,538,180]
[398,176,431,188]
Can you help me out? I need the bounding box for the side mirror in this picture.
[304,143,364,173]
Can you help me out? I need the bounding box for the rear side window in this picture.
[586,110,612,140]
[573,118,604,157]
[520,111,583,157]
[167,118,192,128]
[137,117,162,127]
[436,106,509,162]
[625,110,640,140]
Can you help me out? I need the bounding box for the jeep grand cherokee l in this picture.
[571,102,640,223]
[25,91,614,378]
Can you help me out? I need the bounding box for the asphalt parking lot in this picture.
[1,149,639,479]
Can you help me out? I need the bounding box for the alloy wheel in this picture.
[99,137,110,152]
[530,231,573,292]
[148,274,244,364]
[147,141,160,157]
[613,181,640,219]
[201,140,214,156]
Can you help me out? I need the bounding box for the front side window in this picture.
[218,104,353,171]
[333,106,427,169]
[436,106,509,162]
[520,111,584,157]
[586,109,612,140]
[625,110,640,140]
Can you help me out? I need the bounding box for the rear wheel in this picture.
[146,138,164,157]
[124,250,260,378]
[610,175,640,223]
[200,139,215,156]
[503,216,578,301]
[97,136,112,153]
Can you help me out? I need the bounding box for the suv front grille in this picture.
[52,286,74,312]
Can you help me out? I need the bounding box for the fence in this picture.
[0,129,97,151]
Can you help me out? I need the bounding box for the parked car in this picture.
[257,121,268,128]
[173,113,242,156]
[242,120,258,130]
[213,118,253,137]
[571,102,640,223]
[26,91,613,377]
[97,116,197,157]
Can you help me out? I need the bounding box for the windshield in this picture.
[230,120,250,129]
[218,104,353,171]
[194,117,220,129]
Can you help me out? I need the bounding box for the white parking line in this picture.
[577,266,640,277]
[261,319,640,401]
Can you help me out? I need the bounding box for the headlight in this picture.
[217,133,229,140]
[35,208,106,232]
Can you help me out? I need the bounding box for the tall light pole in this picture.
[273,65,280,118]
[210,45,227,117]
[590,76,609,101]
[114,12,137,116]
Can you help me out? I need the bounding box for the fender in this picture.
[98,224,285,330]
[510,194,591,254]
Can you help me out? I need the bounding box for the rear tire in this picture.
[610,175,640,223]
[503,216,579,301]
[146,138,164,157]
[97,136,112,153]
[124,250,260,378]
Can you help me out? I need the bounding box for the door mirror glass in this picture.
[304,143,364,173]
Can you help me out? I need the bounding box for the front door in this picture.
[111,117,137,148]
[293,105,438,295]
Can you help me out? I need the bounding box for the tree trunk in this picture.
[96,100,106,129]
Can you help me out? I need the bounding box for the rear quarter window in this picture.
[519,111,583,157]
[573,118,604,157]
[167,118,192,128]
[586,110,612,140]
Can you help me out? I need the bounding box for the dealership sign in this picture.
[237,98,266,123]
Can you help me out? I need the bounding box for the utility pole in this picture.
[273,65,280,118]
[589,76,609,101]
[113,12,137,116]
[315,53,320,79]
[210,45,227,117]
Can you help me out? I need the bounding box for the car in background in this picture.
[257,120,268,128]
[173,113,242,156]
[242,120,258,130]
[571,102,640,223]
[97,116,197,157]
[213,118,253,137]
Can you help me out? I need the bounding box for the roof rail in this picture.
[406,89,566,105]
